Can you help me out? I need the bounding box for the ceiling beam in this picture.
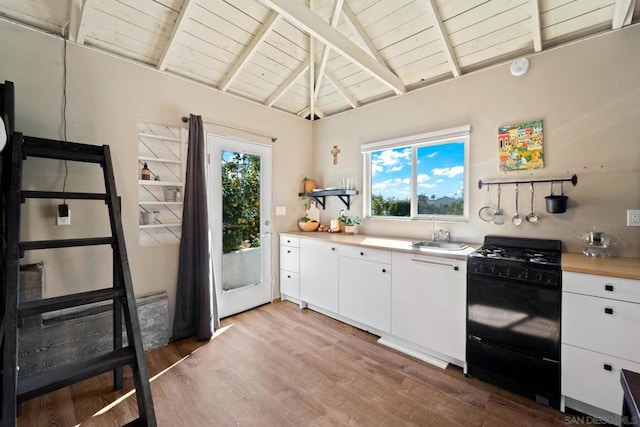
[325,70,359,109]
[424,0,460,77]
[612,0,635,29]
[157,0,196,71]
[309,0,316,121]
[315,0,345,100]
[265,61,309,107]
[530,0,542,52]
[219,11,281,92]
[257,0,406,95]
[341,2,387,65]
[69,0,95,44]
[297,106,325,119]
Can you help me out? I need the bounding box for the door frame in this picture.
[207,134,272,318]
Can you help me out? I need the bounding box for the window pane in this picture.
[416,142,464,216]
[370,147,411,217]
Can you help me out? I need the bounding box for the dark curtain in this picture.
[171,114,219,341]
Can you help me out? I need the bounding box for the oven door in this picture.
[467,273,560,360]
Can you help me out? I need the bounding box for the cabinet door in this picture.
[562,343,640,415]
[339,256,391,333]
[391,252,466,361]
[300,239,339,313]
[562,292,640,362]
[280,245,299,273]
[280,270,300,300]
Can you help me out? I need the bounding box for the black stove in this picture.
[467,236,561,286]
[466,235,562,409]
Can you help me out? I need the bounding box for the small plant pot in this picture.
[298,221,319,232]
[303,180,317,193]
[343,225,357,235]
[164,188,178,202]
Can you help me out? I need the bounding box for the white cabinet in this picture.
[391,252,466,362]
[339,246,391,333]
[137,121,185,245]
[562,271,640,417]
[279,236,300,301]
[300,239,339,313]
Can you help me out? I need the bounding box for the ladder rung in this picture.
[23,136,104,164]
[17,347,136,403]
[19,288,125,317]
[20,237,113,251]
[21,191,108,201]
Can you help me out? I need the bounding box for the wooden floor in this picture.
[18,300,595,426]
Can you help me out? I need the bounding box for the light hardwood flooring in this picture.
[18,300,596,426]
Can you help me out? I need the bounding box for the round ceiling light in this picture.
[510,58,530,77]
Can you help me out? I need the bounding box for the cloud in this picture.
[419,183,437,189]
[426,152,438,158]
[432,165,464,178]
[372,148,411,176]
[372,177,411,197]
[435,179,444,183]
[417,173,430,183]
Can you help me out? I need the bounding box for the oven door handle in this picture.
[410,258,458,270]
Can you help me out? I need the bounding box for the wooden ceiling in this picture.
[1,0,638,119]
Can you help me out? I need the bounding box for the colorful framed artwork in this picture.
[498,119,544,172]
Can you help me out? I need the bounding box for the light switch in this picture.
[275,206,286,216]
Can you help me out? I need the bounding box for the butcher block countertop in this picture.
[562,253,640,280]
[280,231,479,260]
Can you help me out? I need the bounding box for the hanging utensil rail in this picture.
[478,174,577,189]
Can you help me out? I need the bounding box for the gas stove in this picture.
[467,235,562,286]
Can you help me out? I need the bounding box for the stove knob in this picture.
[504,267,511,276]
[521,269,529,280]
[489,264,496,274]
[536,271,544,281]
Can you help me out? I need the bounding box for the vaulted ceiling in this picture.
[1,0,638,119]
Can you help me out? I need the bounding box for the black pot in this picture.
[545,182,568,213]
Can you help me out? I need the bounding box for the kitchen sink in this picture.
[410,241,469,250]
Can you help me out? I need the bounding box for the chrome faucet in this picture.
[431,216,451,243]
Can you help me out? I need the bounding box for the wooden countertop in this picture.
[562,253,640,280]
[280,231,480,260]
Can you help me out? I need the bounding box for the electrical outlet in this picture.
[57,204,71,226]
[627,210,640,227]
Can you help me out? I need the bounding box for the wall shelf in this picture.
[299,189,358,210]
[139,223,182,229]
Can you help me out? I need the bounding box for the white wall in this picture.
[0,21,313,320]
[313,24,640,257]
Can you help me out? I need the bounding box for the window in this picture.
[362,125,470,220]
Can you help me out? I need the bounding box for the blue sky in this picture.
[371,142,464,200]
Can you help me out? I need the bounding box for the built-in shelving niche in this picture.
[137,121,185,246]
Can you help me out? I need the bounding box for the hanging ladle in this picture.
[526,183,539,223]
[512,183,523,226]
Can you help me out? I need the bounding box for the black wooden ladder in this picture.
[1,133,156,426]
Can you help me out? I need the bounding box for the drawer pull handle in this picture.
[287,250,291,254]
[382,268,386,273]
[287,275,291,279]
[604,307,614,315]
[603,364,613,372]
[287,240,291,243]
[454,266,459,271]
[360,251,364,256]
[605,284,614,292]
[331,247,336,251]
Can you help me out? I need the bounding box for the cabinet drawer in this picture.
[563,271,640,304]
[562,343,640,415]
[280,235,300,248]
[339,245,391,264]
[280,246,299,273]
[280,270,300,299]
[562,292,640,361]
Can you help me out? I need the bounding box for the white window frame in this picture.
[361,125,470,222]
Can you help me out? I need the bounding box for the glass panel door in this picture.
[208,135,272,318]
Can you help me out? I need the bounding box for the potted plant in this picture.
[298,198,319,231]
[164,186,181,202]
[302,177,317,193]
[338,213,362,234]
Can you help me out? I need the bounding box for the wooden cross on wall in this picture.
[331,145,341,165]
